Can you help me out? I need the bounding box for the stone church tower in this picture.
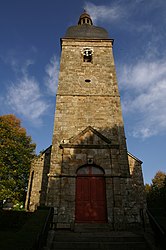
[25,11,146,230]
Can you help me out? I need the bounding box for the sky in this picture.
[0,0,166,184]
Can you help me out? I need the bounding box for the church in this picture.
[25,11,146,230]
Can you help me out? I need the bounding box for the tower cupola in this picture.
[78,10,93,25]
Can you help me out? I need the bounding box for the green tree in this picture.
[0,114,36,204]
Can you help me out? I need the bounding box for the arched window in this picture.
[77,165,104,176]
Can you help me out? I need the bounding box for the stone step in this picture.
[74,223,111,232]
[52,241,149,250]
[50,230,150,250]
[54,231,145,243]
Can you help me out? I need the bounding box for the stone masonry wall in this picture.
[48,38,129,184]
[25,147,51,211]
[128,153,146,209]
[46,38,138,228]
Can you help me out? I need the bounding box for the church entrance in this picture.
[75,165,107,223]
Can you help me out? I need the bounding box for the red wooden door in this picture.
[75,166,107,222]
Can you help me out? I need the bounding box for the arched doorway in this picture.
[75,165,107,223]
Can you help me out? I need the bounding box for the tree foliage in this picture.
[152,171,166,189]
[146,170,166,209]
[0,114,36,203]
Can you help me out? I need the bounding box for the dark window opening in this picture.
[85,79,91,83]
[83,48,92,62]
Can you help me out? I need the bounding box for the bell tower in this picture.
[49,10,129,176]
[26,11,146,230]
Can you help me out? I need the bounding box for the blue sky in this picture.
[0,0,166,184]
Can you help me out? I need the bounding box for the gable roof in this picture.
[128,151,143,164]
[60,126,119,149]
[69,126,112,144]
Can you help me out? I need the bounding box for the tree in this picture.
[146,170,166,209]
[0,114,36,204]
[152,171,166,189]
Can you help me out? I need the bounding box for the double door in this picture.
[75,167,107,222]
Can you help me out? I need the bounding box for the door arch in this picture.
[75,165,107,223]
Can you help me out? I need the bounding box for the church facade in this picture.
[25,12,146,230]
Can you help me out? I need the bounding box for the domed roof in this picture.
[64,11,109,39]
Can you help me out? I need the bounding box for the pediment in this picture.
[61,126,112,147]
